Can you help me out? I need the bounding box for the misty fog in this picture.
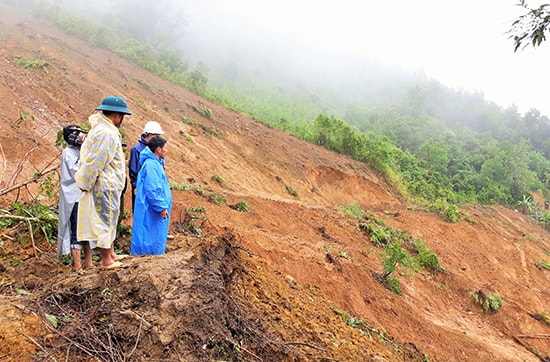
[29,0,550,120]
[50,1,453,115]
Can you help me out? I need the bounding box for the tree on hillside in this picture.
[509,0,550,51]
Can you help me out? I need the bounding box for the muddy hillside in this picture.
[0,4,549,362]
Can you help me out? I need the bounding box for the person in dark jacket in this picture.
[128,121,165,211]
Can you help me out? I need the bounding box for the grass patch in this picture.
[14,55,47,70]
[338,203,364,218]
[170,181,203,194]
[208,193,226,206]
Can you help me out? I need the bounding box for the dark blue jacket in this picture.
[129,135,148,189]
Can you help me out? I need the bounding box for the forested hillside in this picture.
[19,0,550,211]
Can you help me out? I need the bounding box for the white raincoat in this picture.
[57,146,81,258]
[75,113,126,249]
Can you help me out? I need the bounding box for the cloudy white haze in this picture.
[179,0,550,116]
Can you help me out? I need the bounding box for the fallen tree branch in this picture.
[119,309,152,330]
[513,335,549,361]
[284,341,326,351]
[26,219,38,257]
[516,334,550,339]
[19,331,58,362]
[0,215,41,222]
[0,164,59,197]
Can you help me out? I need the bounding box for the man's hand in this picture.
[161,209,168,218]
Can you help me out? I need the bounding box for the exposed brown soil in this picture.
[0,5,549,362]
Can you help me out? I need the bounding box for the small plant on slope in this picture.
[378,240,420,295]
[470,290,503,312]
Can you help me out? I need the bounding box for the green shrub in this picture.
[233,200,249,212]
[208,193,226,206]
[199,107,212,118]
[211,174,225,186]
[428,199,459,223]
[170,182,203,194]
[14,55,46,69]
[471,291,503,312]
[412,238,443,271]
[384,275,402,295]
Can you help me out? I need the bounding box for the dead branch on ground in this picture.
[0,163,59,198]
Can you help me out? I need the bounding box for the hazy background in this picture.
[178,0,550,115]
[58,0,550,116]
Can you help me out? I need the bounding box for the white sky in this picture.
[183,0,550,115]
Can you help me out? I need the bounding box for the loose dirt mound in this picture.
[0,4,549,362]
[0,231,421,361]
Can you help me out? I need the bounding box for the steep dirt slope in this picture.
[0,5,549,361]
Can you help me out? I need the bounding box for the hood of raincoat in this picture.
[139,145,161,167]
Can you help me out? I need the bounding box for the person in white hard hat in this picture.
[129,120,165,211]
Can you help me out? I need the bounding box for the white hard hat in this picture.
[143,121,165,135]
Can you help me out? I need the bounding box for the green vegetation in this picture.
[379,241,419,295]
[232,200,249,212]
[284,184,298,198]
[335,309,368,331]
[180,116,221,138]
[14,55,47,69]
[412,238,443,271]
[338,203,365,219]
[198,107,213,119]
[169,181,203,194]
[334,309,409,355]
[470,291,503,313]
[339,204,442,294]
[13,0,550,215]
[208,193,226,206]
[509,0,550,51]
[427,199,459,223]
[174,206,207,237]
[0,200,58,244]
[211,174,225,186]
[324,246,352,260]
[535,260,550,270]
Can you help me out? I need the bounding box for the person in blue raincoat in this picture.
[131,136,172,255]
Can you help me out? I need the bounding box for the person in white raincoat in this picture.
[75,96,131,268]
[57,125,92,272]
[130,136,172,255]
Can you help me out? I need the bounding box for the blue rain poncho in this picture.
[75,113,126,249]
[57,146,82,258]
[130,146,172,255]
